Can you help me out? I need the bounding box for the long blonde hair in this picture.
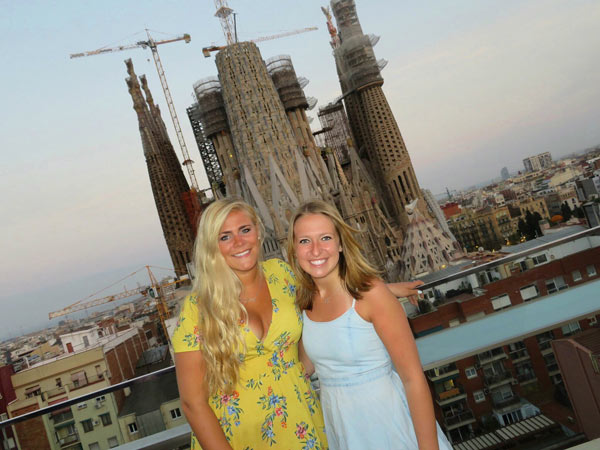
[191,198,263,395]
[287,200,380,311]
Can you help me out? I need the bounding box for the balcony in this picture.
[484,371,515,389]
[443,410,476,430]
[67,373,106,393]
[51,409,74,425]
[426,363,459,382]
[477,348,507,366]
[435,386,467,406]
[516,372,537,385]
[46,385,67,399]
[492,395,521,411]
[509,348,530,363]
[58,432,80,447]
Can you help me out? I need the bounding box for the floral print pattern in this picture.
[172,259,327,450]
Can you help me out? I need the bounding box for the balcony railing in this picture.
[477,348,507,365]
[444,410,475,429]
[58,432,80,446]
[46,385,66,399]
[51,409,74,425]
[517,372,537,383]
[509,348,530,362]
[426,363,459,381]
[492,395,521,410]
[67,373,105,392]
[435,386,467,406]
[484,370,514,389]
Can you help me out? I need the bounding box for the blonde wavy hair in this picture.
[287,200,380,311]
[191,197,264,395]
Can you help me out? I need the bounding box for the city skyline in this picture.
[2,0,600,339]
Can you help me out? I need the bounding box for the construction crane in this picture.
[202,27,319,57]
[48,266,188,341]
[70,30,201,192]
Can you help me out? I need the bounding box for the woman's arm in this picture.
[363,280,439,450]
[298,338,315,376]
[175,351,233,450]
[386,280,423,306]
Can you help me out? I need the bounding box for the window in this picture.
[546,276,567,294]
[449,319,460,328]
[55,378,62,387]
[170,408,182,419]
[562,321,581,336]
[572,270,582,282]
[71,371,87,388]
[95,395,106,403]
[532,254,548,265]
[100,413,112,426]
[587,265,597,277]
[0,413,7,422]
[520,284,540,301]
[83,336,90,347]
[473,390,485,403]
[89,443,100,450]
[24,386,41,398]
[491,295,511,311]
[128,422,138,434]
[81,419,94,433]
[465,367,477,379]
[108,436,119,448]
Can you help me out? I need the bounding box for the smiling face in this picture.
[218,209,261,277]
[293,213,343,282]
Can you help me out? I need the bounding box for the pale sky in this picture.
[1,0,599,339]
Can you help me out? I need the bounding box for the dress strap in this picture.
[351,298,356,308]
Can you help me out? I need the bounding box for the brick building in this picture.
[409,228,600,445]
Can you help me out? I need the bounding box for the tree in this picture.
[418,299,433,314]
[524,210,539,240]
[561,202,573,221]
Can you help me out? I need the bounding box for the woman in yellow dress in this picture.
[172,198,328,450]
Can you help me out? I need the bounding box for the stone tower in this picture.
[330,0,424,227]
[125,59,195,276]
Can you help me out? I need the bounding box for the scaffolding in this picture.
[193,77,230,138]
[265,55,309,111]
[187,103,223,190]
[331,0,383,92]
[317,101,354,165]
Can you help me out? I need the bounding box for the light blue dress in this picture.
[302,300,452,450]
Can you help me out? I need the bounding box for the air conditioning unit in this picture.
[474,363,481,370]
[483,388,490,395]
[511,379,519,385]
[77,403,87,410]
[92,420,99,426]
[94,402,102,409]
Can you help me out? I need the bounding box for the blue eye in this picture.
[241,227,251,234]
[219,235,230,241]
[322,235,332,241]
[298,238,309,245]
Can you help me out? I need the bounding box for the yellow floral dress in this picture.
[172,258,328,450]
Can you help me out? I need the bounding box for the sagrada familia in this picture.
[126,0,462,281]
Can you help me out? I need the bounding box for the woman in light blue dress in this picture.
[288,200,452,450]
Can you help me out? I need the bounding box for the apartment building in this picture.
[7,327,148,449]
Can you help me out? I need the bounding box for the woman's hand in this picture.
[386,280,424,306]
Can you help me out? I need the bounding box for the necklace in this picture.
[239,270,264,304]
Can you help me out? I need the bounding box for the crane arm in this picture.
[202,27,318,57]
[251,27,318,44]
[48,287,146,319]
[70,34,191,59]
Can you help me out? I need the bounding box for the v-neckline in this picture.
[245,264,274,343]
